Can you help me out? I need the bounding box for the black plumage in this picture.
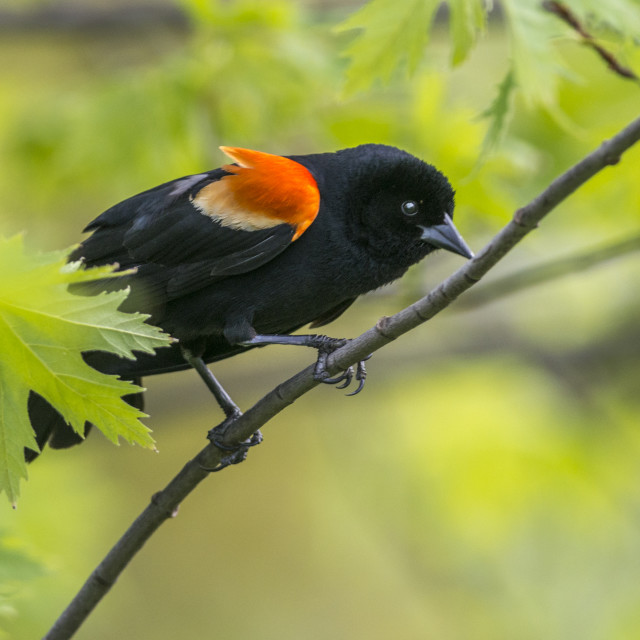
[27,144,472,459]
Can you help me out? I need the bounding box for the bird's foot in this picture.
[312,338,369,396]
[239,333,370,396]
[204,418,263,472]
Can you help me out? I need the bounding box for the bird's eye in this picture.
[401,201,419,217]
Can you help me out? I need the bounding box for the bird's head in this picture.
[318,144,473,265]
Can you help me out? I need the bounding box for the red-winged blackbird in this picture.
[27,144,473,460]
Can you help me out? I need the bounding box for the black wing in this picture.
[72,170,295,301]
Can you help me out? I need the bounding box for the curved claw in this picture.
[322,369,351,385]
[311,340,370,397]
[346,376,366,396]
[345,360,367,396]
[335,368,354,389]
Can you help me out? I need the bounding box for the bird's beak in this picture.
[419,214,474,259]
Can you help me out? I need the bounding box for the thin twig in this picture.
[543,1,640,82]
[44,112,640,640]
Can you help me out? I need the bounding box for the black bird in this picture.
[27,144,473,460]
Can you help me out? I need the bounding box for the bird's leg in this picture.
[181,346,241,419]
[181,345,261,470]
[240,334,368,395]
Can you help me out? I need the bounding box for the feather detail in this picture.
[192,147,320,241]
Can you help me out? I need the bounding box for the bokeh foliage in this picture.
[0,0,639,638]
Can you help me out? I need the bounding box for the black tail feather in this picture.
[26,392,89,462]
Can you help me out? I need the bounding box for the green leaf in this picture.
[337,0,441,94]
[0,236,172,503]
[449,0,488,66]
[477,66,516,163]
[502,0,563,108]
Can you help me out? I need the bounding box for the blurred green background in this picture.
[1,1,640,638]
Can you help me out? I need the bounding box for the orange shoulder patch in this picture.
[192,147,320,241]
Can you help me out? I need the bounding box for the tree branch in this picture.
[455,231,640,312]
[44,112,640,640]
[543,1,640,83]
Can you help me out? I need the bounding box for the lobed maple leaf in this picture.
[0,235,172,503]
